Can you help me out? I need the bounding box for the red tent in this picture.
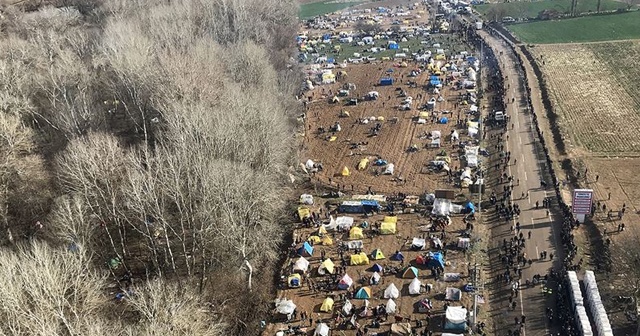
[415,255,426,265]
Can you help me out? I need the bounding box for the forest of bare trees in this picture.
[0,0,299,334]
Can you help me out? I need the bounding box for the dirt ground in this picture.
[302,62,476,196]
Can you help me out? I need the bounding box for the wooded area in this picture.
[0,0,299,334]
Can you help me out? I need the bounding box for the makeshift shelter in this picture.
[361,200,380,213]
[341,166,351,176]
[432,198,452,216]
[464,201,476,214]
[297,206,311,220]
[349,227,364,240]
[411,237,426,250]
[292,257,309,273]
[444,306,468,331]
[314,323,330,336]
[338,274,354,289]
[320,297,334,312]
[297,242,314,257]
[342,300,353,315]
[415,255,426,265]
[371,263,384,273]
[318,225,327,235]
[383,163,395,175]
[391,323,412,335]
[307,235,321,244]
[390,251,405,262]
[445,287,462,301]
[336,216,355,230]
[371,249,385,260]
[380,221,397,234]
[346,240,364,250]
[384,283,400,299]
[358,158,369,170]
[354,287,372,299]
[300,194,314,205]
[350,252,370,265]
[427,252,445,269]
[321,236,334,246]
[386,299,397,314]
[409,278,422,295]
[457,237,470,249]
[288,274,302,288]
[402,266,419,278]
[379,78,393,86]
[370,272,382,285]
[340,201,364,214]
[275,299,297,319]
[318,258,335,275]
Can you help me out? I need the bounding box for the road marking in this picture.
[524,171,527,181]
[519,136,522,145]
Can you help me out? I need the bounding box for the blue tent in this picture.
[386,68,394,73]
[390,251,405,261]
[466,56,478,63]
[361,200,380,213]
[465,201,476,214]
[370,263,384,272]
[339,201,365,213]
[389,43,400,50]
[426,252,445,269]
[379,78,393,86]
[430,78,441,86]
[374,159,388,166]
[323,33,332,40]
[297,242,314,257]
[439,117,449,124]
[327,57,335,64]
[355,287,372,299]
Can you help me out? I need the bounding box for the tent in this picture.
[464,201,476,214]
[384,283,400,299]
[445,287,462,301]
[371,263,384,273]
[321,236,334,246]
[444,306,468,331]
[339,201,364,214]
[293,257,310,273]
[300,194,314,205]
[379,78,394,86]
[318,225,327,235]
[362,200,380,213]
[457,237,470,249]
[386,299,397,314]
[275,299,297,319]
[415,255,426,265]
[320,297,334,312]
[371,248,385,260]
[341,166,351,176]
[297,206,311,220]
[411,237,426,250]
[308,236,321,244]
[402,266,419,278]
[288,273,302,288]
[391,323,412,335]
[318,258,335,275]
[314,323,330,336]
[380,221,397,234]
[370,272,381,285]
[390,251,405,261]
[427,252,445,269]
[342,300,353,315]
[336,216,355,230]
[338,274,354,289]
[409,278,422,295]
[354,287,372,299]
[349,227,364,240]
[383,163,395,175]
[350,252,370,266]
[383,216,397,223]
[389,42,400,50]
[358,158,369,170]
[297,242,314,257]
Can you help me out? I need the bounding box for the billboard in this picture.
[572,189,593,215]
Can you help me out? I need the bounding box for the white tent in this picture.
[339,274,354,289]
[370,272,382,285]
[336,216,355,230]
[343,300,353,315]
[411,237,426,250]
[384,283,400,299]
[451,130,459,141]
[300,194,314,205]
[346,240,364,249]
[445,306,468,324]
[276,299,296,318]
[432,198,452,216]
[386,299,397,313]
[408,278,422,295]
[383,163,395,175]
[314,323,330,336]
[293,257,310,273]
[305,159,315,170]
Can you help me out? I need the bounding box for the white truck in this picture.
[494,111,505,121]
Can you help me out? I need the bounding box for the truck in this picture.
[494,111,505,121]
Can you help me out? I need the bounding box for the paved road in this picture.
[478,30,562,336]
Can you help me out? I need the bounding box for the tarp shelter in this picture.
[371,249,385,260]
[346,240,364,250]
[350,252,370,265]
[374,159,387,166]
[349,227,364,240]
[379,78,394,86]
[317,225,327,235]
[361,199,380,213]
[342,300,353,315]
[308,235,321,244]
[389,42,400,50]
[384,283,400,299]
[355,287,372,299]
[415,255,426,265]
[446,287,462,301]
[297,206,311,220]
[314,323,330,336]
[445,306,468,331]
[370,272,382,285]
[391,251,405,261]
[276,299,296,319]
[432,198,452,216]
[341,166,350,176]
[427,252,445,269]
[293,257,309,273]
[387,299,397,313]
[411,237,426,250]
[371,263,384,273]
[429,75,442,86]
[464,201,476,214]
[320,297,334,312]
[380,221,397,234]
[391,323,412,335]
[288,273,302,288]
[340,201,364,214]
[409,278,422,295]
[383,164,395,175]
[358,158,369,170]
[297,242,314,257]
[336,216,355,229]
[457,237,471,249]
[338,274,354,289]
[402,266,419,278]
[300,194,314,205]
[318,258,335,275]
[321,236,334,246]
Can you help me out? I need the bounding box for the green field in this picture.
[508,11,640,43]
[299,1,363,19]
[475,0,627,19]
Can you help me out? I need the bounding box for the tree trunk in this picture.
[244,259,253,292]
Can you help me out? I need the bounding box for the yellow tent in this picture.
[339,110,350,117]
[400,62,408,68]
[288,273,302,288]
[329,136,337,142]
[380,221,397,235]
[381,57,390,61]
[320,297,334,312]
[349,227,363,240]
[341,166,351,176]
[371,249,385,260]
[358,158,369,171]
[331,96,340,103]
[377,116,384,121]
[297,206,310,221]
[435,156,451,164]
[419,112,429,118]
[321,236,334,246]
[350,252,370,266]
[308,236,322,244]
[319,258,335,275]
[318,226,328,235]
[383,216,398,224]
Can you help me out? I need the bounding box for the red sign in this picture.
[572,189,593,215]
